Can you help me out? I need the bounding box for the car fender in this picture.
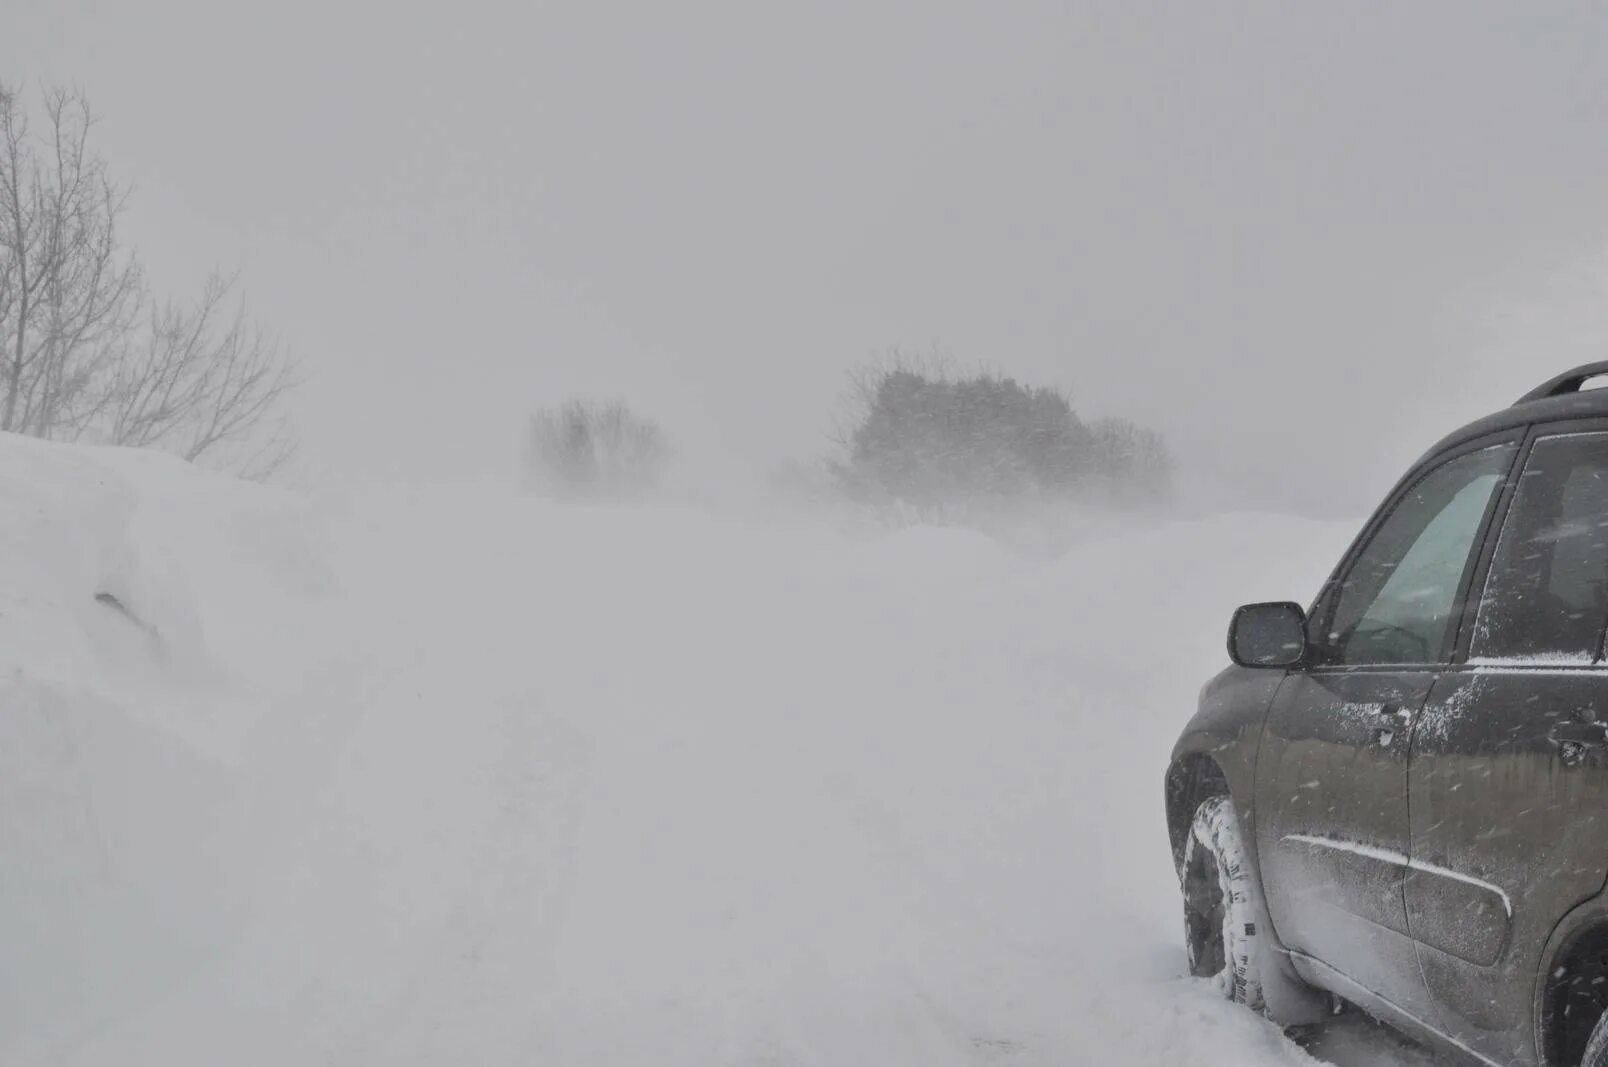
[1168,664,1288,863]
[1532,884,1608,1066]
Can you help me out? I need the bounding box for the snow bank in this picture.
[1,432,1389,1066]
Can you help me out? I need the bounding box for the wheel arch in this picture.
[1165,751,1231,875]
[1537,895,1608,1066]
[1166,666,1287,877]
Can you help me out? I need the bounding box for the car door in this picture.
[1255,438,1519,1024]
[1409,427,1608,1066]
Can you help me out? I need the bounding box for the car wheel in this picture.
[1182,794,1271,1013]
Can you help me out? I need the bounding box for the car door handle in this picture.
[1550,721,1608,746]
[1376,704,1410,747]
[1550,720,1608,766]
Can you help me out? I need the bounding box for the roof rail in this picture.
[1516,362,1608,404]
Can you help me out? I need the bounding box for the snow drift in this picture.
[1,431,1421,1065]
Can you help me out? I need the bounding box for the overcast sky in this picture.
[6,2,1608,511]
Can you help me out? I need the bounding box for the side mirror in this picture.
[1228,602,1308,668]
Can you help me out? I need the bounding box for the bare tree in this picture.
[526,399,670,496]
[0,85,141,438]
[0,83,297,477]
[105,274,297,476]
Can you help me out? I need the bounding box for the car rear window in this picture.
[1472,432,1608,664]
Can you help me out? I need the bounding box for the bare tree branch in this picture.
[0,82,299,478]
[102,272,300,475]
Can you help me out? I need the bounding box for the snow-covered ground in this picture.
[0,434,1450,1065]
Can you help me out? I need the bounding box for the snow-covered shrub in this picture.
[525,399,670,497]
[1088,416,1174,501]
[832,361,1171,518]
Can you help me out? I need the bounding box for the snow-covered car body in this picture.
[1167,362,1608,1067]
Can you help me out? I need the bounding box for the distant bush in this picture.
[526,399,669,497]
[1088,416,1173,501]
[832,359,1171,515]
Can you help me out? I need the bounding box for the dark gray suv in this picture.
[1166,363,1608,1067]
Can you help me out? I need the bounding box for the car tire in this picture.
[1583,1010,1608,1066]
[1183,794,1268,1010]
[1183,792,1340,1024]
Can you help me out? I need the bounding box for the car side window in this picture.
[1471,433,1608,664]
[1320,444,1517,667]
